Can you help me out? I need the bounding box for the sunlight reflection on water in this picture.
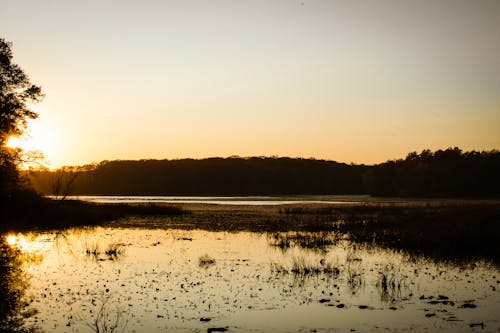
[60,195,376,205]
[11,227,500,332]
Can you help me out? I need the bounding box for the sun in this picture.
[6,136,24,149]
[6,234,17,246]
[6,133,52,152]
[5,121,57,165]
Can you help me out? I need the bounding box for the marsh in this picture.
[2,200,499,332]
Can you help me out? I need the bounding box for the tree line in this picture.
[364,148,500,197]
[28,148,500,197]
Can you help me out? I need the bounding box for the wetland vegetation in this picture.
[2,195,500,331]
[2,226,499,332]
[101,201,500,264]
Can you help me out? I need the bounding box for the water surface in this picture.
[7,226,500,332]
[60,195,483,206]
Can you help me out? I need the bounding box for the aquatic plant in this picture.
[85,242,100,258]
[84,242,125,261]
[271,257,340,278]
[376,264,410,303]
[87,296,129,333]
[104,243,125,259]
[270,262,289,275]
[268,233,292,249]
[329,203,500,264]
[346,262,364,294]
[291,257,335,275]
[268,232,340,252]
[198,254,216,268]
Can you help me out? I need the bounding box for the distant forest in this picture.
[27,148,500,197]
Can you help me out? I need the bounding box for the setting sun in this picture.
[6,136,23,149]
[7,132,51,153]
[6,235,17,246]
[5,120,59,167]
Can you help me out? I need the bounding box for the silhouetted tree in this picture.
[0,38,42,201]
[362,148,500,197]
[50,166,79,200]
[28,150,500,198]
[28,157,367,196]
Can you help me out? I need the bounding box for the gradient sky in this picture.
[2,0,499,168]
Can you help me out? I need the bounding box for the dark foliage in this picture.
[29,157,366,195]
[0,38,42,201]
[29,148,500,197]
[364,148,500,197]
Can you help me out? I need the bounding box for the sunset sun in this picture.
[7,134,50,152]
[6,122,57,165]
[6,235,17,246]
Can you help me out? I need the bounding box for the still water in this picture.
[63,195,441,205]
[5,226,500,332]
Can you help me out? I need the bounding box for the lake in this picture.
[62,195,466,205]
[4,224,500,332]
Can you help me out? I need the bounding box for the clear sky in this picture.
[2,0,499,168]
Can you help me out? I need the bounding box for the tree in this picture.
[0,38,43,199]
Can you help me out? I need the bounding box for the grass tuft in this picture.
[198,254,216,268]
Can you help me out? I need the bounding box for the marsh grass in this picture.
[85,242,100,259]
[54,231,78,259]
[198,254,216,268]
[113,201,500,265]
[104,243,125,259]
[345,243,364,262]
[270,262,289,275]
[84,242,125,261]
[346,262,365,294]
[291,257,341,276]
[268,232,340,252]
[281,203,500,264]
[376,264,411,303]
[87,296,129,333]
[271,257,340,279]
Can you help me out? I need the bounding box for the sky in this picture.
[2,0,499,168]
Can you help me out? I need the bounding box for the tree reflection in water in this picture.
[0,236,39,333]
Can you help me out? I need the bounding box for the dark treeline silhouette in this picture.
[30,157,366,196]
[364,148,500,197]
[28,148,500,197]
